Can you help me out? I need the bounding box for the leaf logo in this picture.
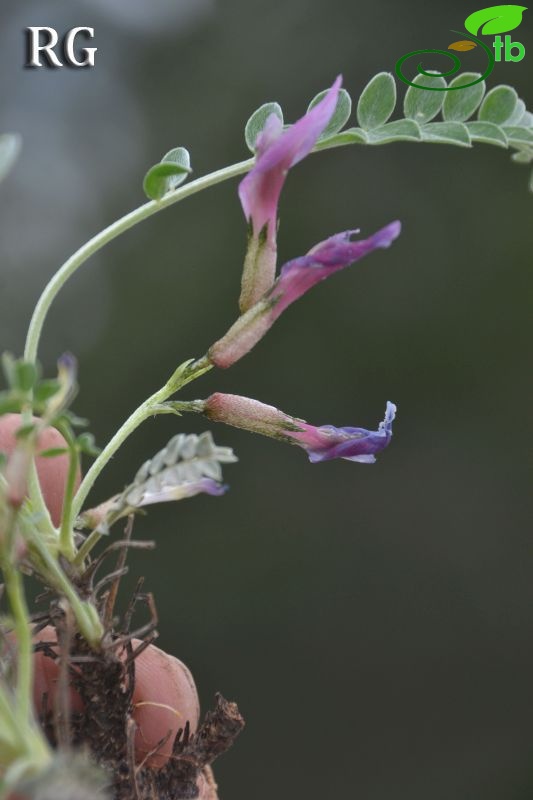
[464,4,527,36]
[448,40,478,50]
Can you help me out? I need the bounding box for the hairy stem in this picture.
[70,357,213,526]
[72,394,161,523]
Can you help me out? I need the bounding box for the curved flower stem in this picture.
[71,391,162,524]
[23,159,254,365]
[69,357,213,532]
[23,135,356,368]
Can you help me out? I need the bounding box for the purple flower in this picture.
[209,221,401,369]
[204,393,397,465]
[290,401,397,463]
[238,76,342,311]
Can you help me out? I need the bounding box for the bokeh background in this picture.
[1,1,533,798]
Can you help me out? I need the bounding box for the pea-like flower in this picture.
[290,401,397,463]
[203,393,397,464]
[209,221,401,369]
[238,75,342,312]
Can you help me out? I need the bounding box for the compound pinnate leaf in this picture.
[420,122,471,147]
[367,119,421,144]
[143,147,191,201]
[404,73,447,124]
[0,134,21,183]
[478,85,518,124]
[85,432,237,533]
[464,4,527,36]
[448,40,477,51]
[308,88,352,140]
[443,73,486,122]
[466,121,509,148]
[244,102,283,152]
[356,72,396,131]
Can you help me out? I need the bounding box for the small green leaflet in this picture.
[245,103,283,152]
[356,72,396,131]
[143,147,192,201]
[308,88,352,140]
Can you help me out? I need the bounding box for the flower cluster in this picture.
[208,76,400,465]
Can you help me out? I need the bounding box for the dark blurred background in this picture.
[1,1,533,798]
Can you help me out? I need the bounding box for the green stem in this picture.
[72,393,160,522]
[19,408,57,544]
[2,561,32,722]
[57,430,80,561]
[70,357,213,525]
[72,528,102,568]
[26,530,103,646]
[0,681,21,737]
[23,159,254,365]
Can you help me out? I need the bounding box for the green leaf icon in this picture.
[464,4,527,36]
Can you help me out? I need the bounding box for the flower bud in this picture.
[204,393,397,464]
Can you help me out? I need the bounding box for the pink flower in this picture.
[209,221,401,369]
[238,76,342,311]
